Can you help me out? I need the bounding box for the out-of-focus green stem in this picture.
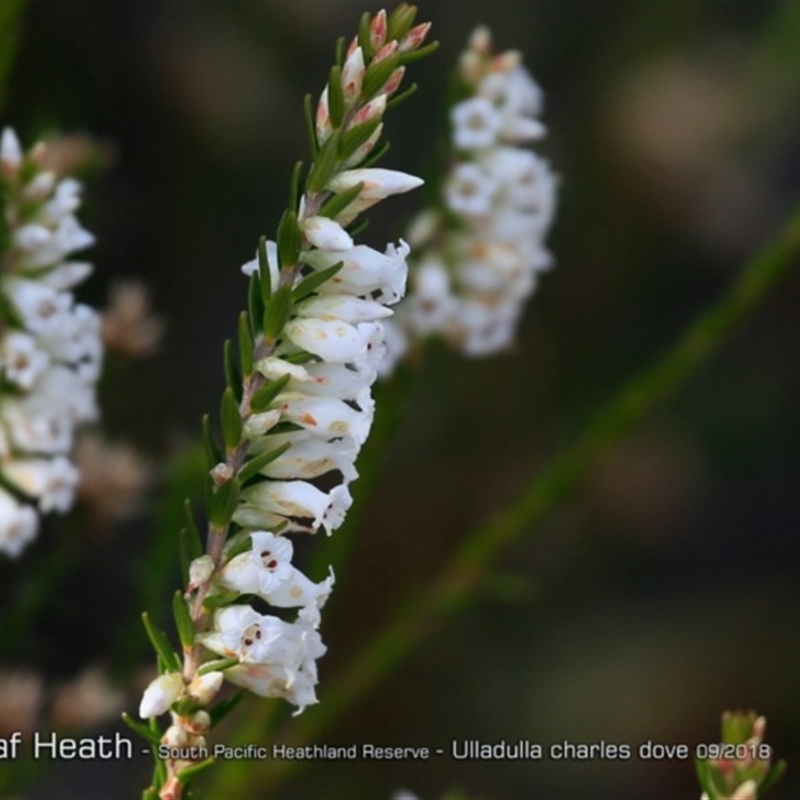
[0,0,26,113]
[211,204,800,798]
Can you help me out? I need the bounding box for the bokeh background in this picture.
[1,1,800,798]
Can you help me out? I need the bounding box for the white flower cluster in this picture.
[382,26,557,370]
[137,9,431,731]
[0,128,101,558]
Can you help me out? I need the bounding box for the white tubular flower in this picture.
[382,28,557,371]
[0,128,102,557]
[199,605,327,714]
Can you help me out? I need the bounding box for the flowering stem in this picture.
[214,202,800,796]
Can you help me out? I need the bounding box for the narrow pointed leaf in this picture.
[220,387,243,452]
[318,181,364,220]
[208,478,240,528]
[250,373,291,413]
[238,312,253,378]
[141,612,181,673]
[122,712,162,745]
[172,590,195,649]
[292,261,343,303]
[238,442,292,484]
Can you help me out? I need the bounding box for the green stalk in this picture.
[211,203,800,797]
[0,0,26,113]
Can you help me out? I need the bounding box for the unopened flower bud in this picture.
[189,555,215,591]
[188,670,224,706]
[140,672,184,719]
[185,710,211,735]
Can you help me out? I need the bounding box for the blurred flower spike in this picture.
[697,711,786,800]
[0,127,101,558]
[381,25,557,372]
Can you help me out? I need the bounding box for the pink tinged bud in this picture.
[341,47,365,103]
[330,168,423,201]
[346,36,359,58]
[399,22,431,53]
[315,88,332,144]
[301,216,354,251]
[186,711,211,734]
[383,66,406,97]
[343,122,383,170]
[369,9,387,51]
[373,40,398,64]
[139,672,184,719]
[189,671,224,706]
[352,94,387,126]
[327,168,423,224]
[161,724,188,748]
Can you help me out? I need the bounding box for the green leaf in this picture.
[208,478,240,529]
[399,40,439,65]
[142,788,160,800]
[201,414,221,468]
[288,160,304,215]
[122,712,162,745]
[318,181,364,221]
[334,35,345,69]
[248,271,264,339]
[178,528,190,584]
[359,140,390,169]
[197,656,239,676]
[223,339,241,400]
[265,420,304,436]
[303,92,318,157]
[362,53,400,98]
[249,373,291,413]
[238,442,292,484]
[262,283,293,341]
[346,217,369,238]
[277,209,301,270]
[340,117,382,162]
[386,81,418,110]
[177,757,216,787]
[183,499,203,559]
[202,590,241,611]
[172,590,195,649]
[387,3,417,41]
[238,312,253,378]
[258,235,272,303]
[220,387,243,453]
[209,691,244,727]
[327,64,345,128]
[760,760,787,796]
[141,612,181,673]
[292,261,343,303]
[357,11,373,61]
[306,130,341,193]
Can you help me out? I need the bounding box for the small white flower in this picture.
[445,162,496,217]
[451,97,502,150]
[1,331,49,389]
